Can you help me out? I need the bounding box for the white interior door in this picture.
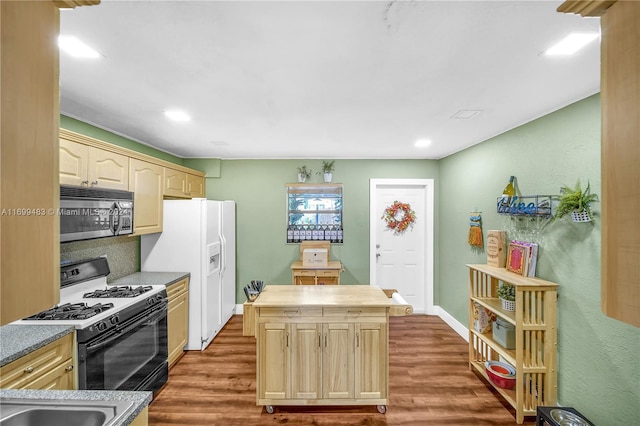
[370,179,434,314]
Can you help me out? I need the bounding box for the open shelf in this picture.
[467,264,558,424]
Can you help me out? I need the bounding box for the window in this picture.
[286,183,343,243]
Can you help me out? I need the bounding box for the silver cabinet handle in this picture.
[65,365,74,372]
[81,180,89,186]
[90,180,98,186]
[24,366,34,373]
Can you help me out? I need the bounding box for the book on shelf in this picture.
[486,230,507,268]
[506,240,538,277]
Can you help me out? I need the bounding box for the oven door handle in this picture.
[85,305,167,354]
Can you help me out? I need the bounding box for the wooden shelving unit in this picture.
[467,264,558,424]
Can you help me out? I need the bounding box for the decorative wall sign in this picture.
[382,201,416,235]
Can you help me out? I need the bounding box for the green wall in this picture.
[60,115,185,165]
[439,94,639,424]
[204,159,439,301]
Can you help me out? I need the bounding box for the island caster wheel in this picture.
[265,405,274,414]
[377,405,387,414]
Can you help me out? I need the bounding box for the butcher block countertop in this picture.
[252,285,399,309]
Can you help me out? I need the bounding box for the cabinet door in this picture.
[290,323,322,399]
[88,147,129,190]
[0,334,74,390]
[163,168,188,198]
[354,323,387,400]
[187,173,205,198]
[258,322,289,400]
[129,159,163,235]
[323,323,354,399]
[60,138,89,186]
[21,358,75,390]
[167,289,189,368]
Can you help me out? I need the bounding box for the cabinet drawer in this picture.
[317,270,339,277]
[259,307,323,317]
[295,270,317,277]
[166,278,189,300]
[323,307,386,318]
[0,333,73,388]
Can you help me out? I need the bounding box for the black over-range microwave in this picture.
[60,185,134,242]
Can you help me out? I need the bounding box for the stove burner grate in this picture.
[24,302,114,320]
[83,285,153,299]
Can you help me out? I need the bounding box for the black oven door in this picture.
[78,304,168,393]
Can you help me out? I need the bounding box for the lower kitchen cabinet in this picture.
[257,311,387,407]
[0,333,75,390]
[130,406,149,426]
[167,278,189,368]
[291,261,342,285]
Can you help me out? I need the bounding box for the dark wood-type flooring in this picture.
[149,315,536,425]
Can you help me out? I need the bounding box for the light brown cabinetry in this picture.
[57,129,207,237]
[558,0,640,328]
[130,406,149,426]
[60,138,129,190]
[186,173,205,198]
[0,333,75,390]
[467,264,558,424]
[163,169,205,198]
[0,1,67,325]
[254,286,399,414]
[129,159,164,235]
[167,278,189,368]
[291,261,342,285]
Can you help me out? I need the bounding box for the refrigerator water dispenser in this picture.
[208,242,221,275]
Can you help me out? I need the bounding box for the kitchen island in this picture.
[253,285,411,414]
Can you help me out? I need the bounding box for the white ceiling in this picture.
[59,0,600,160]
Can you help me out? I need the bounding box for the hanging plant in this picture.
[381,201,416,235]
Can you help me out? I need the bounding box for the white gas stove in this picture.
[15,257,167,341]
[13,257,170,393]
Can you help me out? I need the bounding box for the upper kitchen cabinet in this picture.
[60,138,129,190]
[187,173,205,198]
[559,0,640,328]
[58,129,206,236]
[163,168,206,198]
[129,159,164,235]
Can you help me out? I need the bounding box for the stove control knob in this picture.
[97,322,107,331]
[110,316,119,325]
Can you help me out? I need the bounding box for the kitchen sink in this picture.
[0,398,134,426]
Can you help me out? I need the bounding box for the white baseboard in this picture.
[236,303,244,315]
[430,305,469,342]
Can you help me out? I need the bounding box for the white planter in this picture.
[571,210,592,223]
[323,172,333,183]
[501,298,515,312]
[298,173,307,183]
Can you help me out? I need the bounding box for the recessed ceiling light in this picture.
[58,35,99,58]
[164,110,191,122]
[414,139,432,148]
[451,110,482,119]
[545,32,599,55]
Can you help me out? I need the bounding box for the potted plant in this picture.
[553,180,599,222]
[297,165,312,183]
[497,283,516,311]
[316,160,335,183]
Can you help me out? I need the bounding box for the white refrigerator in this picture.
[140,199,236,351]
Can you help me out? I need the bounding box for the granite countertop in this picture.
[0,389,151,426]
[0,325,74,367]
[111,271,190,288]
